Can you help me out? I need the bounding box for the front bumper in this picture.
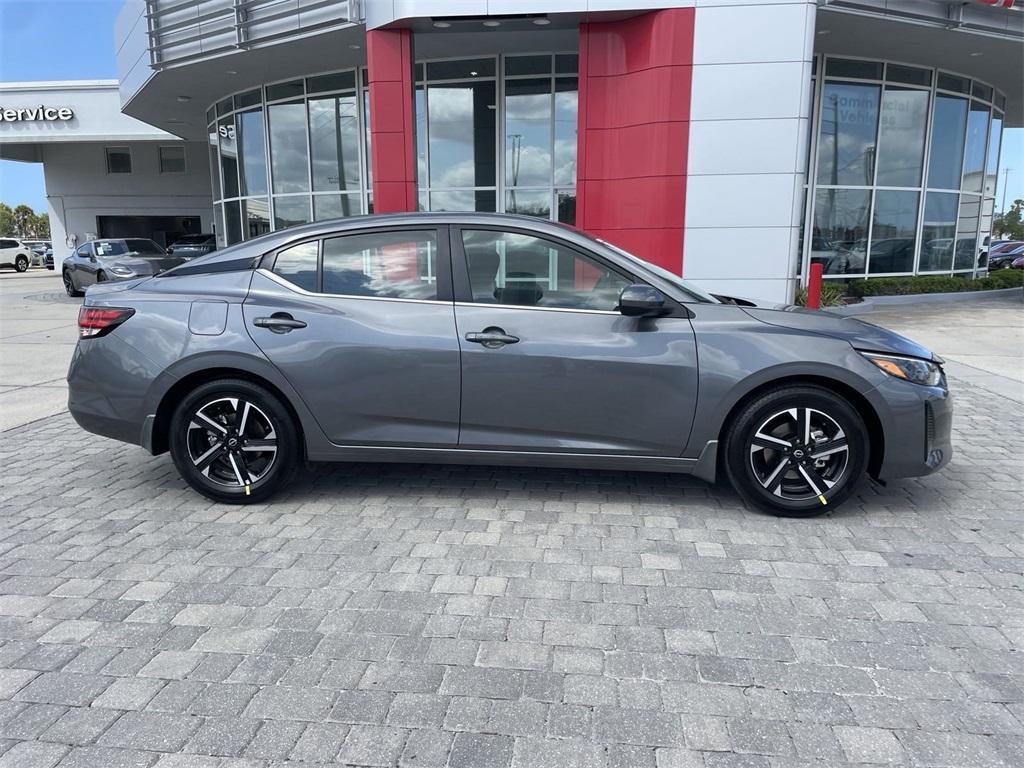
[868,375,953,480]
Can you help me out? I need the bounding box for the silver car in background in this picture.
[66,213,952,517]
[62,238,186,296]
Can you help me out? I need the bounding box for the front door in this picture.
[452,227,699,456]
[244,226,461,447]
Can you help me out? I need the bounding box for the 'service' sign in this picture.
[0,106,75,122]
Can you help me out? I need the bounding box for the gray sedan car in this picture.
[62,238,185,296]
[67,213,952,516]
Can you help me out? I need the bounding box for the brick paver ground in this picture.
[0,375,1021,767]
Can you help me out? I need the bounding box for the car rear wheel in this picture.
[63,270,83,297]
[723,385,869,517]
[169,379,299,504]
[14,255,28,272]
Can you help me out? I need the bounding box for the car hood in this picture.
[736,302,936,360]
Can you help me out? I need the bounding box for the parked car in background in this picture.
[0,237,33,272]
[23,240,51,266]
[1012,255,1024,270]
[43,249,54,270]
[988,241,1024,269]
[167,234,216,260]
[62,238,187,296]
[67,213,953,517]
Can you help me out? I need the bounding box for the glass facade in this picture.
[805,57,1005,279]
[208,74,372,247]
[209,55,577,247]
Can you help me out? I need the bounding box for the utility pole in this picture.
[1000,167,1012,219]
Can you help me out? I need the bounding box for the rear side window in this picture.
[0,239,16,249]
[322,230,438,300]
[273,241,318,292]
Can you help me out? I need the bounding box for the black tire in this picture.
[723,385,869,517]
[96,270,107,282]
[63,270,83,297]
[14,255,28,273]
[169,379,300,504]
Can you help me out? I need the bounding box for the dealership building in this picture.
[0,0,1020,302]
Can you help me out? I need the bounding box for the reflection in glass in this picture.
[505,78,552,188]
[927,95,967,190]
[214,204,226,248]
[429,189,496,212]
[919,192,958,272]
[875,87,928,187]
[219,117,239,199]
[954,195,980,270]
[505,189,550,219]
[268,101,310,194]
[273,196,311,230]
[236,109,267,197]
[427,81,496,189]
[812,188,870,275]
[224,201,242,245]
[416,86,426,182]
[557,190,576,225]
[869,191,918,274]
[322,230,437,300]
[817,83,880,186]
[208,131,221,201]
[554,79,578,187]
[985,115,1002,198]
[313,194,362,220]
[309,95,360,192]
[962,101,989,193]
[242,198,271,240]
[273,241,318,292]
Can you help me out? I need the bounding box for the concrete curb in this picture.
[829,286,1022,315]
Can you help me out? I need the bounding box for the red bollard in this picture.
[806,262,824,310]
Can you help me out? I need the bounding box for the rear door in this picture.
[451,226,699,455]
[243,226,462,447]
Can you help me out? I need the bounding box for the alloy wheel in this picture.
[748,407,849,503]
[63,272,75,295]
[186,397,278,488]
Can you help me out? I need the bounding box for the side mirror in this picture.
[618,284,666,317]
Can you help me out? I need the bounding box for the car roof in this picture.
[185,212,589,269]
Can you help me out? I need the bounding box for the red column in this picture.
[366,28,417,213]
[576,9,694,275]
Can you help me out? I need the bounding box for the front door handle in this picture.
[465,327,520,348]
[253,313,307,333]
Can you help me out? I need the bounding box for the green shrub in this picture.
[847,270,1024,297]
[795,281,847,307]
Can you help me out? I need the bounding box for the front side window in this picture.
[462,229,629,311]
[323,230,438,300]
[105,147,132,174]
[272,241,318,292]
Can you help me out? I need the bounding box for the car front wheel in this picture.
[14,255,28,272]
[63,270,83,297]
[169,379,299,504]
[724,385,869,517]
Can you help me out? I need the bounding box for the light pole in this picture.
[1000,167,1013,219]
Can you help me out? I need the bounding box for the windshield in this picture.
[94,241,128,257]
[125,239,165,256]
[599,240,719,303]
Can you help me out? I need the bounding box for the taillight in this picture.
[78,306,135,338]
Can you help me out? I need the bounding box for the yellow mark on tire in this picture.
[818,494,828,506]
[245,485,251,496]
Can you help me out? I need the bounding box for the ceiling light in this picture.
[176,95,191,102]
[482,19,501,27]
[470,71,478,76]
[432,20,450,28]
[970,51,983,57]
[817,29,830,35]
[226,70,238,75]
[349,44,361,49]
[532,18,551,26]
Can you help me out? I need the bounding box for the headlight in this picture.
[861,352,943,386]
[109,265,135,277]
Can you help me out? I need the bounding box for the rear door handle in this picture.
[253,313,307,333]
[465,327,520,348]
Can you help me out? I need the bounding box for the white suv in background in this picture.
[0,238,32,272]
